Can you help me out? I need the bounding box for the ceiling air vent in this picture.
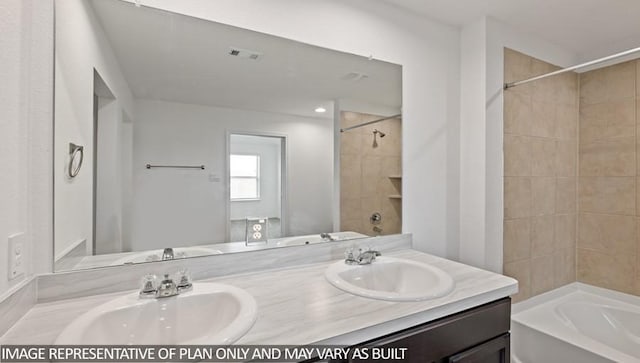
[341,72,369,81]
[228,47,262,60]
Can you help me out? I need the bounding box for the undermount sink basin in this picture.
[111,247,222,265]
[325,256,455,301]
[55,283,257,345]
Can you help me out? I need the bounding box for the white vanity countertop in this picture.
[0,249,517,345]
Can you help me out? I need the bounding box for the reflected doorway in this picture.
[227,133,286,241]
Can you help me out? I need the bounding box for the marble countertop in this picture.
[0,249,517,345]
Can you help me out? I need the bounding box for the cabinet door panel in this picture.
[447,334,510,363]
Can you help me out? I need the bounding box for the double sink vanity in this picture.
[1,234,517,362]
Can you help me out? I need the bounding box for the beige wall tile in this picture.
[638,178,640,218]
[361,197,382,217]
[531,138,557,176]
[531,61,560,105]
[579,67,607,105]
[555,103,577,139]
[578,213,636,255]
[504,259,531,303]
[577,248,636,294]
[504,91,532,135]
[362,155,382,179]
[555,72,578,106]
[505,177,532,219]
[504,50,581,300]
[340,130,362,155]
[555,139,577,177]
[531,215,554,257]
[579,100,635,144]
[579,137,636,176]
[530,102,556,138]
[637,60,640,93]
[504,218,531,263]
[341,198,361,222]
[579,177,635,215]
[381,197,402,221]
[504,48,533,85]
[604,61,636,102]
[531,177,555,215]
[381,156,401,177]
[531,255,555,295]
[555,214,576,250]
[340,154,362,199]
[556,177,576,213]
[504,135,531,177]
[580,61,635,105]
[554,248,576,287]
[340,111,364,130]
[341,219,363,235]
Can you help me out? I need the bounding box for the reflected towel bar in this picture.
[146,164,205,170]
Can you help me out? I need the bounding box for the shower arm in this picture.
[340,114,401,133]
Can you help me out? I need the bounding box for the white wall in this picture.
[0,0,53,296]
[134,0,462,258]
[132,99,333,251]
[95,97,125,254]
[459,16,579,272]
[54,0,135,259]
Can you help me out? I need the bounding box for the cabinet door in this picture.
[447,333,510,363]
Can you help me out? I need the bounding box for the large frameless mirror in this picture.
[53,0,402,271]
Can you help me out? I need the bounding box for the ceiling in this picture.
[382,0,640,57]
[90,0,402,119]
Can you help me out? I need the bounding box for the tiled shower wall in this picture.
[577,60,640,295]
[503,49,579,302]
[340,111,402,236]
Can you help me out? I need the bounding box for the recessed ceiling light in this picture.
[315,107,326,113]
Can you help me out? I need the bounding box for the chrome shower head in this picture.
[373,129,386,138]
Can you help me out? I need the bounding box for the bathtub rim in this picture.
[513,282,640,314]
[512,282,640,363]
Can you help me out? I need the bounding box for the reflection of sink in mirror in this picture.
[325,256,455,301]
[111,247,223,265]
[273,231,368,247]
[55,283,257,344]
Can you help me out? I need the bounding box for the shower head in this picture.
[373,129,386,138]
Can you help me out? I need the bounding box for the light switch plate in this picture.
[8,232,25,280]
[245,217,268,245]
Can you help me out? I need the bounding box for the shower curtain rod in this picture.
[504,45,640,89]
[340,114,402,133]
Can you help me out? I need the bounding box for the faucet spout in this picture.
[162,248,174,260]
[344,248,381,265]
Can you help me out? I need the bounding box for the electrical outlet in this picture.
[245,218,268,245]
[8,232,25,281]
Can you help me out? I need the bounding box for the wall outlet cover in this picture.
[8,232,26,281]
[245,218,268,245]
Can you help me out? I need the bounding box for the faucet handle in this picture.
[176,269,193,293]
[344,247,355,259]
[139,274,157,298]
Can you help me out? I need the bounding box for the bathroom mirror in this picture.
[53,0,402,271]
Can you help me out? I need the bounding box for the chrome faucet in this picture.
[345,247,381,265]
[320,232,336,241]
[162,247,174,260]
[139,270,193,299]
[156,274,178,297]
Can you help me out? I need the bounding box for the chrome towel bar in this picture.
[145,164,205,170]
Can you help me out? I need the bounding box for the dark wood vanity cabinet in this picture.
[310,298,511,363]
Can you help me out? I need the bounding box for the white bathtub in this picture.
[511,283,640,363]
